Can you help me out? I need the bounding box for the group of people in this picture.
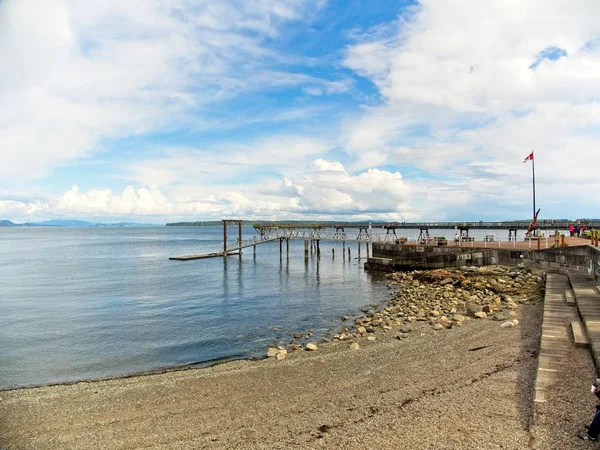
[569,221,587,238]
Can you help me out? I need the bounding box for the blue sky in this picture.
[1,0,599,223]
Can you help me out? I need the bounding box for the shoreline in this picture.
[2,264,538,393]
[2,265,596,449]
[1,304,550,449]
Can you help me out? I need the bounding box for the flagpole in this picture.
[532,151,536,225]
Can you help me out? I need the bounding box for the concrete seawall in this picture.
[366,243,600,282]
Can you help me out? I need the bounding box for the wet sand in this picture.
[1,300,595,450]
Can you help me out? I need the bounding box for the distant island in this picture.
[0,219,160,228]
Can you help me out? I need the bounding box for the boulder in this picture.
[267,347,280,357]
[466,302,482,315]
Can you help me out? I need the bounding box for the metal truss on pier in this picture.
[224,228,398,253]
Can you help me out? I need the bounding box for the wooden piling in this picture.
[316,240,320,257]
[222,219,227,256]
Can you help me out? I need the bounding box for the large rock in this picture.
[305,343,318,351]
[267,347,280,357]
[466,301,482,315]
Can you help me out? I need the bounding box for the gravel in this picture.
[0,271,596,449]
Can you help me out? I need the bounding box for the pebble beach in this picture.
[0,266,597,449]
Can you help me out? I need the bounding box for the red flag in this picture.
[523,152,534,163]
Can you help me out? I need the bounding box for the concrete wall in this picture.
[366,243,600,280]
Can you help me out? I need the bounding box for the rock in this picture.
[350,342,360,351]
[453,314,465,322]
[482,305,492,314]
[396,333,409,339]
[276,352,287,360]
[273,328,279,331]
[293,333,302,339]
[512,319,519,325]
[433,324,444,330]
[267,347,280,357]
[357,326,367,335]
[367,336,376,341]
[440,278,453,285]
[474,311,487,319]
[508,311,518,318]
[466,302,482,315]
[501,321,515,328]
[341,316,348,321]
[399,325,412,333]
[305,343,318,351]
[288,339,301,347]
[370,303,379,308]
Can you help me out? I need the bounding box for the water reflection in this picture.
[0,227,388,389]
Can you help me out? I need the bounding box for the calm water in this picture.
[0,226,391,390]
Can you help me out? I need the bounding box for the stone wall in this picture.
[366,243,600,280]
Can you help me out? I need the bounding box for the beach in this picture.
[0,302,595,449]
[1,265,597,449]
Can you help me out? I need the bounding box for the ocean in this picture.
[0,226,391,390]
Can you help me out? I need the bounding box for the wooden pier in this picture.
[170,219,599,261]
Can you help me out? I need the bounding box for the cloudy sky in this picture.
[1,0,599,223]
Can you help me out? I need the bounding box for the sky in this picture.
[1,0,599,224]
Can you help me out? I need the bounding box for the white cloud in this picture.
[0,0,330,179]
[340,0,600,218]
[0,159,418,221]
[310,159,345,172]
